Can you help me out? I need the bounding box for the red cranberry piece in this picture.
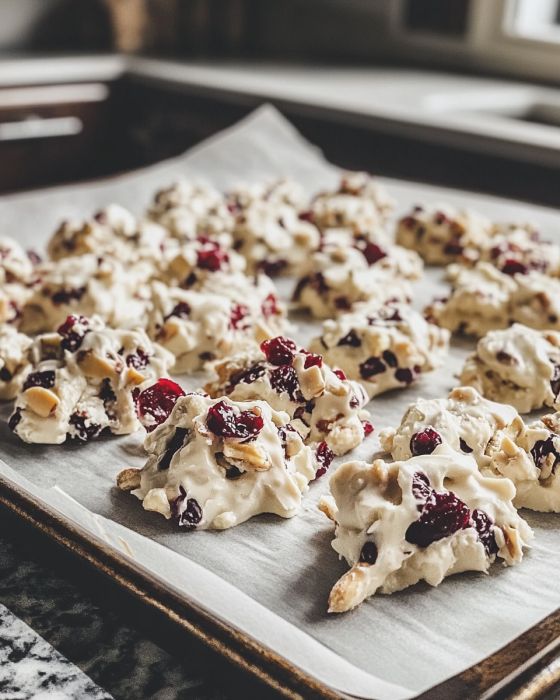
[158,427,189,470]
[501,259,528,276]
[400,215,417,230]
[395,368,414,384]
[261,293,279,319]
[443,241,463,256]
[360,242,387,266]
[406,490,471,548]
[531,437,560,474]
[69,412,103,441]
[551,365,560,398]
[228,363,266,391]
[299,210,314,223]
[337,330,361,347]
[459,438,473,453]
[410,428,442,456]
[472,508,499,556]
[410,471,433,508]
[172,486,203,529]
[23,370,55,391]
[303,353,323,369]
[126,349,149,370]
[260,336,297,366]
[51,286,86,305]
[57,315,91,352]
[382,350,397,367]
[334,296,351,311]
[333,368,347,381]
[229,304,250,330]
[8,408,22,432]
[261,259,288,276]
[359,356,386,379]
[358,541,378,565]
[136,378,185,432]
[434,211,449,226]
[206,400,264,440]
[165,302,191,321]
[315,441,334,478]
[197,245,229,272]
[362,420,374,436]
[269,365,303,402]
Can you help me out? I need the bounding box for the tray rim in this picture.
[1,472,559,700]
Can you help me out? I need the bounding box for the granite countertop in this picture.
[0,510,277,699]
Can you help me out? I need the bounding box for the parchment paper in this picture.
[1,105,559,699]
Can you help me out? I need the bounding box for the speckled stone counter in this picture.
[0,510,277,700]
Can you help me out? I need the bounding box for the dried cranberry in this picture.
[260,336,297,366]
[382,350,398,367]
[359,356,386,379]
[410,428,442,456]
[261,293,279,319]
[315,441,334,478]
[334,296,351,311]
[206,400,264,440]
[400,215,417,230]
[459,438,473,453]
[229,304,250,330]
[337,330,361,348]
[411,471,433,508]
[550,364,560,398]
[165,302,191,321]
[8,409,22,432]
[99,378,116,404]
[333,368,347,381]
[172,486,203,529]
[434,211,449,226]
[531,437,560,474]
[51,286,86,305]
[299,210,314,223]
[406,490,471,548]
[395,368,414,384]
[57,315,91,352]
[303,353,323,369]
[197,246,229,272]
[443,241,463,256]
[126,349,149,370]
[472,509,499,556]
[158,427,189,470]
[362,420,374,436]
[261,259,287,276]
[501,259,528,276]
[69,412,103,441]
[360,242,387,266]
[23,370,55,391]
[359,541,378,565]
[228,363,266,391]
[136,378,185,431]
[269,365,303,402]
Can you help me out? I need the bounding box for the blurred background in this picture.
[1,0,560,203]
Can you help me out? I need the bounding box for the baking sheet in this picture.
[1,105,560,699]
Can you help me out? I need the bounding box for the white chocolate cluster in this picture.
[396,204,492,265]
[0,235,36,323]
[310,302,449,398]
[118,393,315,530]
[9,315,173,444]
[460,324,560,413]
[0,324,33,400]
[147,281,285,373]
[321,447,533,612]
[205,337,370,457]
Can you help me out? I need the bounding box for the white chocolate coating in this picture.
[482,224,560,278]
[310,302,449,398]
[321,447,533,612]
[19,255,151,334]
[121,394,316,529]
[10,316,174,444]
[460,324,560,413]
[293,244,412,319]
[0,324,32,400]
[396,204,492,265]
[205,343,369,455]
